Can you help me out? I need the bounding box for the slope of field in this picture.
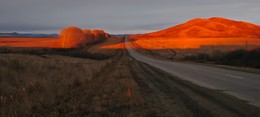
[135,17,260,38]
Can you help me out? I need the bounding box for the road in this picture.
[125,37,260,107]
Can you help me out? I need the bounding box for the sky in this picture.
[0,0,260,34]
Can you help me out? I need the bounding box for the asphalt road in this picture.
[125,38,260,107]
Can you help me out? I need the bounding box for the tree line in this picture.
[59,26,109,48]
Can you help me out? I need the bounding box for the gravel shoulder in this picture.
[130,57,260,117]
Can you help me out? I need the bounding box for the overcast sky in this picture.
[0,0,259,34]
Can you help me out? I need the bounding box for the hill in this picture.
[0,32,58,38]
[135,17,260,38]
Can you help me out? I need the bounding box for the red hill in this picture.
[136,17,260,38]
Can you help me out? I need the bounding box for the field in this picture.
[130,37,260,70]
[133,37,260,49]
[0,37,149,116]
[1,37,260,116]
[0,38,61,48]
[131,37,260,59]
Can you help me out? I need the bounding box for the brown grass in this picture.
[0,37,148,116]
[0,54,112,116]
[134,37,260,49]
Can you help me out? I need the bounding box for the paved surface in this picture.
[125,38,260,107]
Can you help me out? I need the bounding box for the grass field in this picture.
[1,37,260,116]
[0,37,146,116]
[134,38,260,49]
[0,38,60,48]
[131,37,260,59]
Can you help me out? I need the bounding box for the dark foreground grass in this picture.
[0,37,148,116]
[0,54,112,116]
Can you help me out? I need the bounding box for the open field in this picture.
[0,38,112,116]
[1,37,260,116]
[0,38,60,48]
[131,37,260,68]
[0,37,147,116]
[133,37,260,49]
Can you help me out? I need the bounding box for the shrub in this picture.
[60,26,84,48]
[59,27,108,48]
[82,29,92,44]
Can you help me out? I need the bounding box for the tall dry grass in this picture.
[0,54,112,116]
[0,37,149,116]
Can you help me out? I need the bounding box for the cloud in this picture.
[0,0,259,34]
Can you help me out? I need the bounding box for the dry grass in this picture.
[131,37,260,59]
[134,37,260,49]
[0,37,148,116]
[51,52,147,117]
[0,37,59,48]
[0,54,112,116]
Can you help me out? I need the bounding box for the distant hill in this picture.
[0,32,58,38]
[135,17,260,38]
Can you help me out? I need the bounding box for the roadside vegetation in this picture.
[130,37,260,69]
[183,48,260,69]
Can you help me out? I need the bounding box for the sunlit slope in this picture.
[135,17,260,38]
[131,17,260,49]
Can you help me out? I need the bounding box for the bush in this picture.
[59,27,108,48]
[82,29,93,44]
[60,26,84,48]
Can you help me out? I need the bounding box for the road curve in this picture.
[125,37,260,107]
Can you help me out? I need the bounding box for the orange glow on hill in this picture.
[134,17,260,38]
[129,17,260,50]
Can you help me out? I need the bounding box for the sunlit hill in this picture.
[132,17,260,49]
[135,17,260,38]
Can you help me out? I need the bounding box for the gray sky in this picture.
[0,0,259,34]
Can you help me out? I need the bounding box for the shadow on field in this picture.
[0,47,111,60]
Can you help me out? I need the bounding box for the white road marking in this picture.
[225,74,244,79]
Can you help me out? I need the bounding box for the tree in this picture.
[90,30,107,43]
[60,26,84,48]
[97,30,106,39]
[91,30,100,42]
[82,29,92,44]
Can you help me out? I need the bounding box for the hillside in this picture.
[135,17,260,38]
